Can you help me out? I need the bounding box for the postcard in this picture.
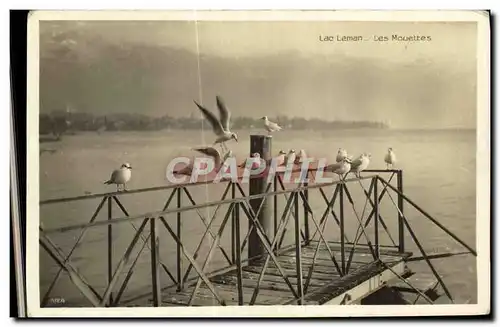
[22,9,490,317]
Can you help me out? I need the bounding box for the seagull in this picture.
[350,153,371,178]
[261,116,283,136]
[284,149,296,166]
[194,96,238,152]
[336,148,348,162]
[239,152,264,170]
[326,157,352,180]
[104,163,132,191]
[384,147,397,169]
[274,150,287,166]
[295,149,307,165]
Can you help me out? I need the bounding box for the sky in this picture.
[39,19,478,129]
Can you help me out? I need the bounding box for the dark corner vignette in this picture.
[10,10,29,319]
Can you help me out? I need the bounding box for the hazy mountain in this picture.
[40,26,476,129]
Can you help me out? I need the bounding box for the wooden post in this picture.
[373,178,380,260]
[107,196,113,306]
[396,170,405,253]
[176,187,183,292]
[150,217,161,306]
[248,135,274,261]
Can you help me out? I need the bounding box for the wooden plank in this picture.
[161,288,220,306]
[201,282,295,305]
[242,265,336,282]
[298,260,406,305]
[211,270,327,294]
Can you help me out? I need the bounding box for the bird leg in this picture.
[123,184,128,192]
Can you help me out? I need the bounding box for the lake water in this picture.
[39,129,477,306]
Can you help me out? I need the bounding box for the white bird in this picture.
[104,163,132,191]
[326,157,352,180]
[194,96,238,152]
[275,150,287,166]
[384,147,397,169]
[284,149,296,166]
[294,149,307,164]
[174,146,226,176]
[336,148,348,163]
[261,116,283,136]
[350,153,371,177]
[239,152,263,169]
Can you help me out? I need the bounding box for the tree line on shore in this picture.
[39,111,389,136]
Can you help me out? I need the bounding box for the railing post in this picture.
[231,182,236,264]
[303,176,310,245]
[234,202,244,305]
[339,183,345,274]
[107,196,113,306]
[294,191,304,304]
[373,177,380,259]
[396,170,405,253]
[176,187,183,292]
[273,175,278,245]
[150,217,161,306]
[248,135,273,261]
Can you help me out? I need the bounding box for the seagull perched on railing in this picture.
[326,157,352,180]
[104,163,132,191]
[239,152,263,170]
[193,96,238,152]
[384,147,397,169]
[275,150,287,165]
[261,116,283,136]
[336,148,348,163]
[350,153,371,178]
[284,149,296,166]
[294,149,308,165]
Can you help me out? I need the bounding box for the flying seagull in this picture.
[384,147,397,169]
[261,116,283,136]
[104,163,132,191]
[194,96,238,152]
[173,146,228,176]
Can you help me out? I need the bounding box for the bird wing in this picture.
[193,146,222,165]
[325,162,341,172]
[268,120,282,131]
[350,158,362,170]
[109,169,120,182]
[215,95,231,131]
[193,100,224,135]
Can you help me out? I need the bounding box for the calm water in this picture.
[39,129,477,305]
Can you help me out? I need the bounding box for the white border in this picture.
[25,10,490,318]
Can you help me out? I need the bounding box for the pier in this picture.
[39,135,477,307]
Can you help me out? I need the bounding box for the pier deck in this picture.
[124,242,410,307]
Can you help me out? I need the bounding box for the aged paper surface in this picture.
[26,10,489,317]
